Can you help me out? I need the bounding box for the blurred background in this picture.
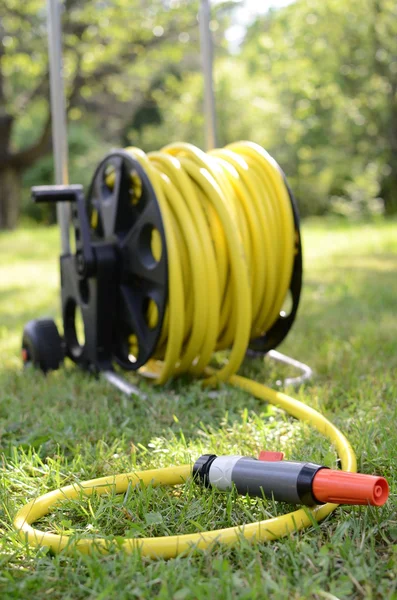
[1,0,396,229]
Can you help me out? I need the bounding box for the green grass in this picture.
[0,219,396,599]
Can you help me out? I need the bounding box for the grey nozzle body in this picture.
[193,455,325,506]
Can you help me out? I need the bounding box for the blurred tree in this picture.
[4,0,393,225]
[0,0,199,229]
[242,0,397,215]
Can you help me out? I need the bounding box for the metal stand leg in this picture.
[267,350,313,388]
[47,0,70,253]
[199,0,217,150]
[102,371,146,399]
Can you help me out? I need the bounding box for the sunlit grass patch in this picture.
[1,219,396,599]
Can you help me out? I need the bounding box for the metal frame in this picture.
[268,350,313,388]
[47,0,70,253]
[103,370,146,398]
[46,0,311,392]
[199,0,217,150]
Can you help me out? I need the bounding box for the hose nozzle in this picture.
[312,469,389,506]
[193,454,389,507]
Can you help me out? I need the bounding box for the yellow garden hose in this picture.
[14,142,357,558]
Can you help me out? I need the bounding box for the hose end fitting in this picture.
[193,454,217,487]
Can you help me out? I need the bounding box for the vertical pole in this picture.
[47,0,70,254]
[199,0,217,150]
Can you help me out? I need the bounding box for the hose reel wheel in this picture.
[84,150,168,370]
[22,318,64,373]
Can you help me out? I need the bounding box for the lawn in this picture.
[0,219,396,599]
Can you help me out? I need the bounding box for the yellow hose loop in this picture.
[14,378,357,559]
[127,141,294,383]
[14,141,358,558]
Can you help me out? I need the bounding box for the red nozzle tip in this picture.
[313,469,389,507]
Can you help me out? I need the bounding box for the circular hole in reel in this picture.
[139,224,162,269]
[143,297,160,330]
[104,164,116,190]
[98,163,117,211]
[129,169,142,206]
[128,333,139,364]
[75,307,85,347]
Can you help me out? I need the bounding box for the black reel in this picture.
[28,150,168,373]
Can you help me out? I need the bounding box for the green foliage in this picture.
[241,0,397,216]
[3,0,198,132]
[21,123,107,223]
[2,0,236,224]
[0,220,396,597]
[117,0,397,218]
[124,71,205,150]
[3,0,397,221]
[330,162,385,218]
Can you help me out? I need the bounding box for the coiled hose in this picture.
[14,142,357,558]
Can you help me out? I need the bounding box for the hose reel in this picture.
[22,142,303,382]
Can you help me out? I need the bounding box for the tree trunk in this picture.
[385,81,397,215]
[0,166,21,229]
